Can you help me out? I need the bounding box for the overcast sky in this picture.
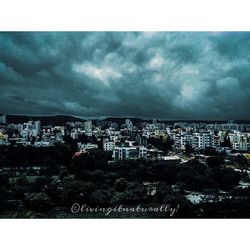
[0,32,250,120]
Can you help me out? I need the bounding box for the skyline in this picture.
[2,113,250,123]
[1,32,250,120]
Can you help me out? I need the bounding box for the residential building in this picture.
[112,146,147,161]
[84,120,92,132]
[103,138,115,151]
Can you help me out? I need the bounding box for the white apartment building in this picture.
[180,134,192,147]
[125,119,133,129]
[112,146,147,161]
[110,134,119,142]
[173,133,181,148]
[0,114,7,124]
[232,142,250,151]
[19,120,41,138]
[229,132,250,151]
[139,146,148,158]
[84,120,92,132]
[106,130,121,142]
[191,132,214,149]
[103,138,115,151]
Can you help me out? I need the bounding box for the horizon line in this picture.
[1,113,250,122]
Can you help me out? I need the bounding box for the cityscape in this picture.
[0,113,250,217]
[1,32,250,218]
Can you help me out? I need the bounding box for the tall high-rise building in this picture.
[0,114,7,124]
[35,121,41,135]
[84,120,92,132]
[125,119,133,129]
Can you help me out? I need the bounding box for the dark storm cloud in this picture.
[0,32,250,119]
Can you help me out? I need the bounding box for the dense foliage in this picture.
[0,144,249,218]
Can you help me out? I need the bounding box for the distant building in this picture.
[77,142,98,151]
[110,122,119,130]
[74,122,83,128]
[84,120,92,132]
[108,130,121,142]
[19,120,41,138]
[232,142,250,151]
[0,114,7,124]
[34,141,50,147]
[135,133,148,147]
[96,120,109,129]
[125,119,133,129]
[139,146,147,159]
[161,155,181,163]
[152,119,157,125]
[153,130,169,140]
[35,121,41,135]
[0,132,8,145]
[191,132,214,149]
[112,146,147,161]
[229,132,250,151]
[246,125,250,132]
[103,138,115,151]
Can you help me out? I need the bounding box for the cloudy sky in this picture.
[0,32,250,120]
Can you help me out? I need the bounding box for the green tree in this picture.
[27,192,54,212]
[60,180,95,206]
[90,189,111,206]
[184,143,194,156]
[114,178,128,192]
[206,156,222,168]
[91,170,105,183]
[0,154,10,168]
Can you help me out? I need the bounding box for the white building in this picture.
[0,114,7,124]
[228,131,250,151]
[191,132,214,149]
[112,146,147,161]
[139,146,147,158]
[84,120,92,132]
[125,119,133,129]
[103,139,115,151]
[232,142,250,151]
[77,142,98,150]
[35,121,41,135]
[34,141,50,147]
[180,134,192,147]
[19,120,41,138]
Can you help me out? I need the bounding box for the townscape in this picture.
[0,114,250,218]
